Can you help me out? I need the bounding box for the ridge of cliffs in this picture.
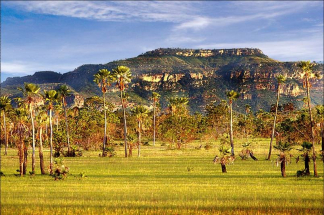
[1,48,323,113]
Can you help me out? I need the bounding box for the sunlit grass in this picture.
[1,139,323,214]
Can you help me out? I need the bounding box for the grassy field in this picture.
[1,139,323,214]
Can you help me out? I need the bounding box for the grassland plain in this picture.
[1,139,323,214]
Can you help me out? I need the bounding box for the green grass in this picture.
[1,139,323,214]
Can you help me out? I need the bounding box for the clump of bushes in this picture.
[51,157,69,180]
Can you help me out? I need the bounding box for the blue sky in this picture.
[1,1,323,82]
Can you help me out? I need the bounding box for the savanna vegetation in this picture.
[1,62,323,214]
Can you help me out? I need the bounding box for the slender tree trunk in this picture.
[103,94,107,157]
[30,104,36,173]
[138,120,141,157]
[19,137,24,176]
[49,109,53,174]
[153,101,156,146]
[23,143,28,175]
[3,111,7,155]
[63,98,70,155]
[56,117,58,131]
[321,122,324,163]
[281,156,286,177]
[39,127,46,174]
[304,153,310,176]
[268,84,280,160]
[120,91,128,157]
[306,76,318,177]
[229,101,234,156]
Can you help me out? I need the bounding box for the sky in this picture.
[1,1,323,82]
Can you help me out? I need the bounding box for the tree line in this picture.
[0,62,323,177]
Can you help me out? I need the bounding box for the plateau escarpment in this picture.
[1,48,323,113]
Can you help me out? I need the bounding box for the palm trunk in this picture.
[30,104,36,173]
[23,143,28,175]
[49,109,53,174]
[304,153,310,175]
[39,127,46,174]
[281,156,286,177]
[56,117,58,131]
[321,122,324,162]
[3,111,7,155]
[230,101,234,156]
[153,101,156,146]
[103,94,107,157]
[306,76,318,177]
[19,136,24,176]
[221,163,227,173]
[121,91,128,157]
[268,84,280,160]
[138,120,141,157]
[63,98,70,155]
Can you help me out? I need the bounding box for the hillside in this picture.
[1,48,323,113]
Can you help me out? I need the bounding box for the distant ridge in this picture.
[1,48,323,112]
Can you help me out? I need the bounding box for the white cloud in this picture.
[5,1,197,23]
[1,61,75,75]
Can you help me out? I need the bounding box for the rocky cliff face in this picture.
[1,48,323,113]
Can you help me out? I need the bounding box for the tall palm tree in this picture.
[112,66,132,158]
[0,96,12,155]
[18,83,40,173]
[132,105,149,157]
[13,108,29,176]
[267,75,286,160]
[94,69,115,157]
[152,92,161,146]
[57,85,72,155]
[226,90,240,156]
[43,90,58,174]
[298,61,318,176]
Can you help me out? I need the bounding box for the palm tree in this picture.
[297,142,313,176]
[13,108,29,176]
[298,61,318,176]
[226,90,240,156]
[274,142,293,177]
[168,96,189,149]
[0,96,12,155]
[94,69,115,157]
[43,90,58,174]
[213,138,233,173]
[57,85,72,155]
[112,66,132,158]
[152,92,161,146]
[168,96,189,116]
[267,75,286,160]
[132,105,149,157]
[35,109,48,174]
[18,83,40,174]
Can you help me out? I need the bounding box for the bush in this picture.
[51,157,69,180]
[65,145,82,157]
[102,147,116,157]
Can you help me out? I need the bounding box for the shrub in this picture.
[51,157,69,180]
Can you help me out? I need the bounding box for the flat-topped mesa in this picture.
[140,48,265,57]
